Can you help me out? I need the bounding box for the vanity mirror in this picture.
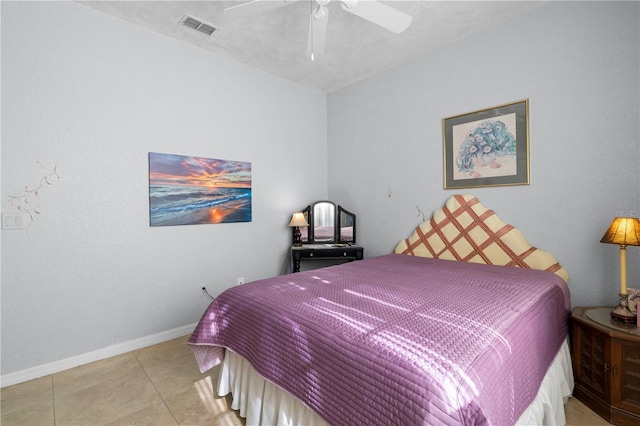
[290,201,362,272]
[295,201,356,244]
[338,205,356,243]
[313,201,335,242]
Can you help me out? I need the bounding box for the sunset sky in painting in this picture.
[149,153,251,189]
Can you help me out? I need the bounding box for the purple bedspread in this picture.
[188,254,570,425]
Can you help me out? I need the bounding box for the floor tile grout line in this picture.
[132,349,180,426]
[51,375,57,426]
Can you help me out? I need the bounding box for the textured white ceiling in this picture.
[78,1,545,93]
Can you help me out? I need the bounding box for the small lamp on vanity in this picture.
[288,212,309,247]
[600,217,640,322]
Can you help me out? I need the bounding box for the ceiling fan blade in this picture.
[306,5,329,60]
[340,0,412,33]
[223,0,296,20]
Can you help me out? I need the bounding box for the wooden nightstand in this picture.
[571,306,640,426]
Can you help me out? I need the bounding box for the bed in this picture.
[188,194,573,425]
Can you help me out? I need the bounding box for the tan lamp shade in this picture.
[600,217,640,246]
[288,212,309,228]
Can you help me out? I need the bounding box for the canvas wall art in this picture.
[148,152,252,227]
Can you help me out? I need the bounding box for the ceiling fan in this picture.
[223,0,413,60]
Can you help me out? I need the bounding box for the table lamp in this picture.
[600,217,640,322]
[289,212,309,247]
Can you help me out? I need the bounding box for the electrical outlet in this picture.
[236,277,245,286]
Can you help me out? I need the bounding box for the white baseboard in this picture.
[1,323,197,388]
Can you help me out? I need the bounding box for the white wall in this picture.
[1,1,327,379]
[327,1,640,308]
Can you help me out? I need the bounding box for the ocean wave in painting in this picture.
[149,185,252,226]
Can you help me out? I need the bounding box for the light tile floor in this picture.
[1,335,611,426]
[1,335,243,426]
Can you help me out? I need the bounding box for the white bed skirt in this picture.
[217,339,574,426]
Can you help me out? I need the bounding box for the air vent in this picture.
[180,15,217,36]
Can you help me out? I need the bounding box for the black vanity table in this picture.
[291,244,364,273]
[290,201,364,272]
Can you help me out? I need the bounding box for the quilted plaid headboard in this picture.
[394,194,569,283]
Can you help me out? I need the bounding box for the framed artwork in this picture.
[148,152,252,227]
[442,99,529,189]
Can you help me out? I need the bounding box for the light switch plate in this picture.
[2,212,30,230]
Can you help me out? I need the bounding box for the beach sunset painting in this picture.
[149,152,252,227]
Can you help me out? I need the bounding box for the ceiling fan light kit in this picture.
[223,0,413,60]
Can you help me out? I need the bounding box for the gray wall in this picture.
[1,1,327,378]
[327,1,640,308]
